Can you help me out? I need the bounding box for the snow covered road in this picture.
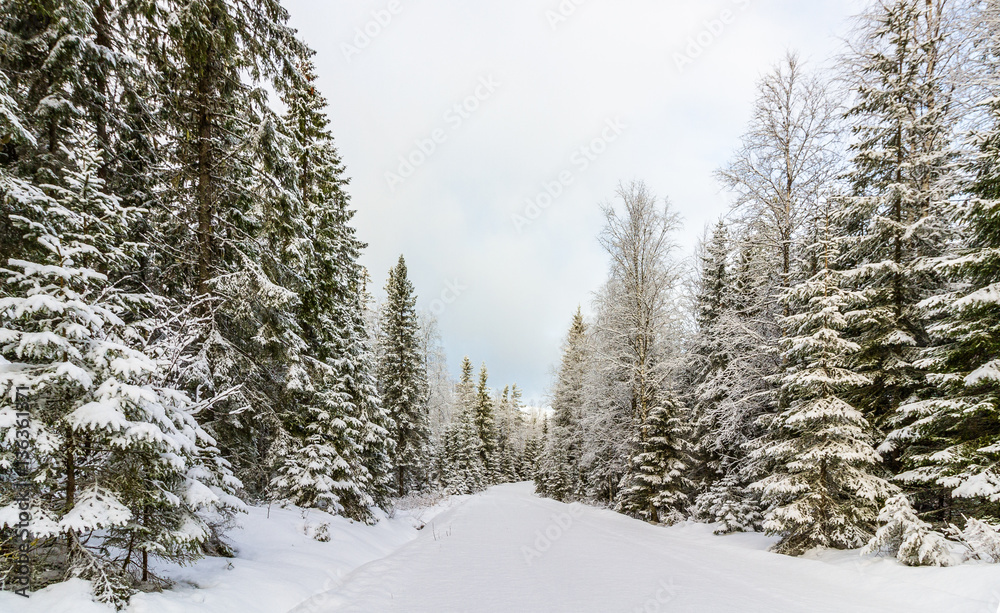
[294,482,997,613]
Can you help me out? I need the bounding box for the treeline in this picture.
[377,260,545,500]
[535,0,1000,566]
[0,0,537,606]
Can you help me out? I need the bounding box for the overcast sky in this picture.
[282,0,867,405]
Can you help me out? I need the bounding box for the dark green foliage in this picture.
[379,255,431,495]
[617,400,693,524]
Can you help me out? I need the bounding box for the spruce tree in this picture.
[536,436,573,500]
[695,54,841,532]
[838,0,957,438]
[536,308,589,501]
[351,275,396,509]
[437,359,485,494]
[0,0,109,176]
[863,494,954,566]
[750,242,896,554]
[456,356,476,412]
[149,0,312,495]
[474,363,498,482]
[439,410,486,495]
[507,385,527,481]
[882,0,1000,523]
[689,222,763,532]
[522,431,544,482]
[691,236,776,532]
[378,255,430,495]
[695,221,730,340]
[267,57,390,521]
[617,398,693,524]
[494,385,526,483]
[689,221,734,489]
[0,0,161,272]
[0,132,241,603]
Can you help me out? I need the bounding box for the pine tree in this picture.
[378,255,430,495]
[750,241,896,554]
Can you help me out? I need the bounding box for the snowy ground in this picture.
[3,483,998,613]
[298,483,999,613]
[0,494,458,613]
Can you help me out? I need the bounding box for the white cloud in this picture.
[284,0,867,403]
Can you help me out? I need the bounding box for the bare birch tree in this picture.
[580,181,689,509]
[717,52,842,288]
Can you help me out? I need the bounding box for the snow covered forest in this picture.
[1,0,1000,610]
[0,0,545,605]
[534,0,1000,569]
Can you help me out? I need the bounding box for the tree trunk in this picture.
[141,506,150,582]
[93,0,111,181]
[195,21,217,297]
[65,427,75,512]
